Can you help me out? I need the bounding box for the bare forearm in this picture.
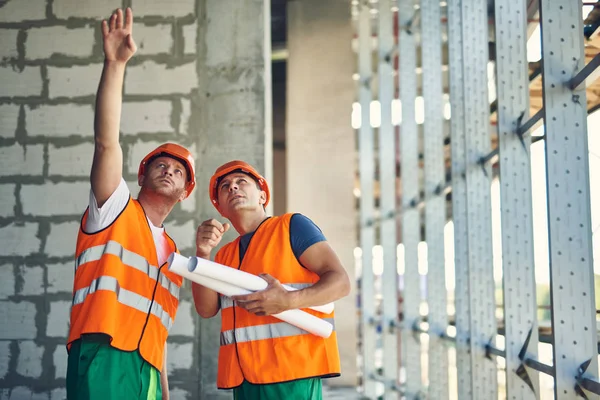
[191,282,220,318]
[94,60,125,148]
[288,270,350,311]
[161,346,169,400]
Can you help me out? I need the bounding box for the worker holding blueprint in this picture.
[192,160,350,400]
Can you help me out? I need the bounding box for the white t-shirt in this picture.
[85,178,171,266]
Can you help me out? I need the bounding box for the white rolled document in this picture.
[187,256,334,314]
[168,253,333,338]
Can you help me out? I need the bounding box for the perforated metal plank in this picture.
[460,0,498,397]
[447,1,472,398]
[398,0,422,396]
[378,1,399,398]
[538,1,599,398]
[494,0,539,398]
[420,0,448,398]
[358,2,377,397]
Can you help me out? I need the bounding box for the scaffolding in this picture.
[354,0,600,398]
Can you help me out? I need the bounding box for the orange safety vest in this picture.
[215,214,341,388]
[67,198,182,371]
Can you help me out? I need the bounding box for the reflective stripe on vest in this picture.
[220,319,335,346]
[220,283,312,310]
[73,275,174,331]
[76,240,180,299]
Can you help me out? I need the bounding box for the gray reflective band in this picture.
[220,319,335,346]
[219,283,313,310]
[73,275,173,331]
[76,240,180,300]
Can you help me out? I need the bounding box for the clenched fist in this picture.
[196,219,230,259]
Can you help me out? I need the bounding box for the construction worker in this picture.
[66,8,195,400]
[193,160,351,400]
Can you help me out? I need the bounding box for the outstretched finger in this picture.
[109,12,116,31]
[101,20,109,37]
[125,7,133,31]
[116,8,123,30]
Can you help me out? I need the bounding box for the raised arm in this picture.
[91,8,137,207]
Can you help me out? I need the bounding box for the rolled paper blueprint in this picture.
[167,253,333,338]
[187,256,334,314]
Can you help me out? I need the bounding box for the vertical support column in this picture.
[286,0,357,387]
[196,1,271,397]
[420,1,448,398]
[378,0,399,397]
[397,0,421,396]
[447,1,472,398]
[494,0,539,398]
[539,2,599,398]
[358,1,377,397]
[460,0,497,397]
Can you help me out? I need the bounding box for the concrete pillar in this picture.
[194,0,272,397]
[286,0,357,387]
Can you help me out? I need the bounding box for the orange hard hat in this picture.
[209,160,270,210]
[138,143,196,199]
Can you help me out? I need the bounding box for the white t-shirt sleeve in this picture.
[85,178,131,233]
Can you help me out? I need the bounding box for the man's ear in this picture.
[259,190,267,205]
[138,174,145,187]
[178,188,188,202]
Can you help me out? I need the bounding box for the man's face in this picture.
[216,172,266,216]
[139,156,188,201]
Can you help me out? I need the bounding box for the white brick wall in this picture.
[166,342,193,370]
[6,387,48,400]
[0,29,18,62]
[17,266,44,296]
[169,389,191,400]
[0,185,16,218]
[52,0,121,19]
[0,224,40,257]
[47,262,74,294]
[0,267,15,299]
[49,143,94,176]
[27,104,94,137]
[134,0,195,18]
[16,341,43,378]
[0,105,20,138]
[0,341,9,379]
[180,190,196,213]
[0,144,44,177]
[125,61,198,95]
[50,388,67,400]
[133,24,172,55]
[165,220,195,251]
[53,346,67,379]
[21,183,88,217]
[46,301,70,338]
[182,24,197,55]
[170,300,194,336]
[0,67,43,97]
[0,0,46,23]
[48,64,103,98]
[26,26,95,60]
[45,222,80,258]
[121,101,173,135]
[127,140,163,175]
[179,98,191,134]
[0,301,37,339]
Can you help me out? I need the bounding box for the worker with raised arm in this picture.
[192,160,351,400]
[66,8,196,400]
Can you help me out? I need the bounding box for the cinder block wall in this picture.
[0,1,202,399]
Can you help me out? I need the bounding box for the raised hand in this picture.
[196,219,231,259]
[101,8,137,63]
